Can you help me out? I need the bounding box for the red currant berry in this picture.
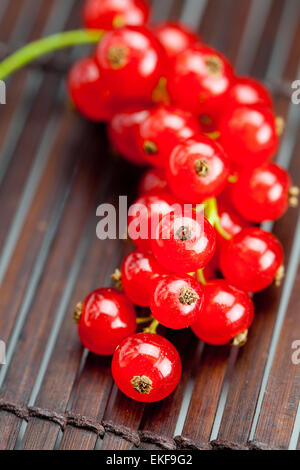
[152,21,200,58]
[76,287,136,355]
[220,227,284,292]
[150,274,204,329]
[218,105,279,168]
[192,280,254,345]
[225,76,273,111]
[83,0,149,30]
[166,44,234,116]
[108,107,150,165]
[231,162,292,222]
[95,26,166,102]
[151,212,216,275]
[138,167,168,195]
[167,135,230,203]
[128,192,182,251]
[136,105,202,168]
[121,249,167,306]
[68,57,115,121]
[112,332,181,402]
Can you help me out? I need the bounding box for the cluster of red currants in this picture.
[70,0,298,403]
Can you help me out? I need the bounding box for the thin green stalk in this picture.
[136,315,153,325]
[144,318,159,334]
[197,268,207,285]
[205,197,232,241]
[0,29,105,80]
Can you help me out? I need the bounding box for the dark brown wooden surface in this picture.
[0,0,299,450]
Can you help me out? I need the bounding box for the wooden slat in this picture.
[250,258,300,449]
[0,0,26,43]
[251,0,285,78]
[0,113,96,449]
[175,345,231,449]
[58,354,113,450]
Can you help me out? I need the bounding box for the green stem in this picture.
[228,174,238,183]
[205,197,232,241]
[0,29,105,80]
[144,318,159,334]
[136,315,153,325]
[197,269,207,285]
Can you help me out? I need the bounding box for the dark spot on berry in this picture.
[131,375,152,394]
[176,225,192,241]
[179,286,199,305]
[144,140,158,155]
[107,46,128,69]
[205,55,223,77]
[195,159,210,177]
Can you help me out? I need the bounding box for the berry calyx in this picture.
[143,140,158,155]
[231,162,293,222]
[288,186,299,208]
[231,329,248,347]
[166,135,230,203]
[151,211,216,275]
[112,332,182,402]
[73,301,83,324]
[220,227,284,292]
[131,375,152,394]
[275,265,285,287]
[111,268,123,289]
[121,248,167,306]
[275,116,285,137]
[179,286,199,305]
[83,0,150,31]
[107,45,128,69]
[191,280,254,345]
[76,287,136,355]
[150,274,204,329]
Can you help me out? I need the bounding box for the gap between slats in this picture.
[0,0,299,450]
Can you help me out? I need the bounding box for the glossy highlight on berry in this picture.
[77,287,136,355]
[112,332,182,402]
[192,280,254,345]
[220,227,284,292]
